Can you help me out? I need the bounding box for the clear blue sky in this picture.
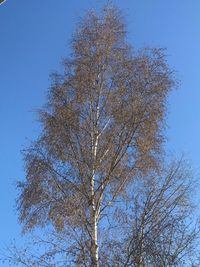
[0,0,200,266]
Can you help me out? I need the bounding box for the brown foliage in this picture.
[11,4,184,267]
[18,4,173,230]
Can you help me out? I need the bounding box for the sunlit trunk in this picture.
[90,101,100,267]
[91,197,99,267]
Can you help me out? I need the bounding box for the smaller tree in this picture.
[100,158,200,267]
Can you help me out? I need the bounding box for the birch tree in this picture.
[12,4,175,267]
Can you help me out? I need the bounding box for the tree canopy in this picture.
[3,4,200,267]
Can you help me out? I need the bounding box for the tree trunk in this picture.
[91,202,99,267]
[90,109,100,267]
[90,159,99,266]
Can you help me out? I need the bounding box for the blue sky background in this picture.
[0,0,200,266]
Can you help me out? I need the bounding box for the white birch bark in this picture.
[90,94,100,267]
